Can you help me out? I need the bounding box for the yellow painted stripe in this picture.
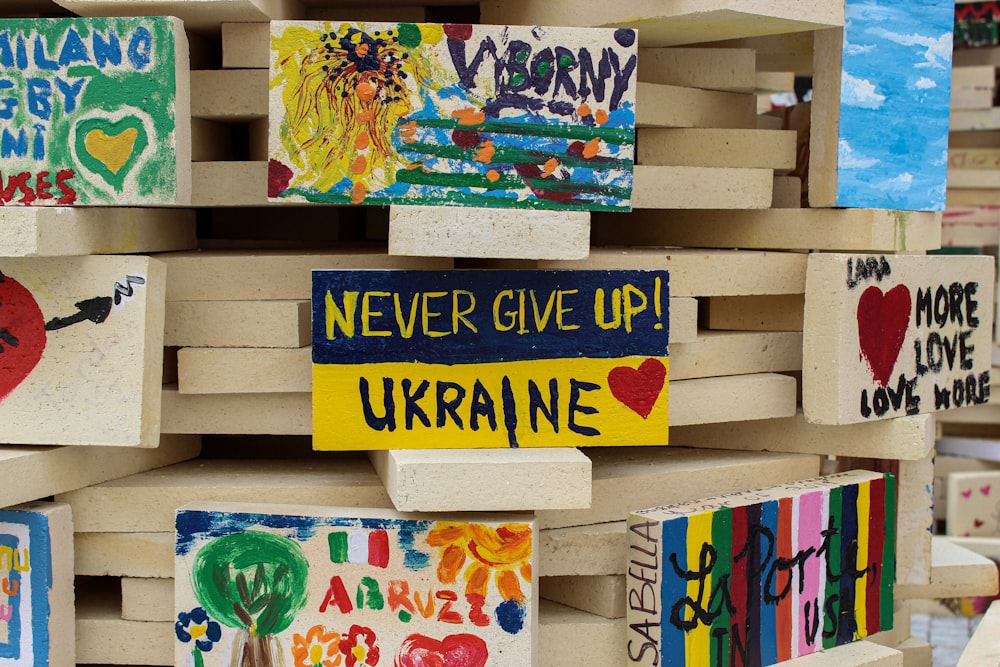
[855,481,870,638]
[686,512,713,665]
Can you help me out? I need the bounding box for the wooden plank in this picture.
[636,47,756,92]
[957,600,1000,666]
[670,330,803,380]
[670,412,934,460]
[191,161,270,207]
[630,470,895,664]
[55,457,390,533]
[950,130,1000,149]
[947,188,1000,207]
[703,294,805,331]
[540,247,808,298]
[0,256,166,446]
[0,501,74,667]
[76,532,174,578]
[221,21,269,68]
[539,575,625,619]
[896,638,932,666]
[948,169,1000,189]
[52,0,303,32]
[538,600,624,666]
[121,577,172,623]
[190,69,267,120]
[388,206,591,260]
[636,82,756,128]
[951,65,995,110]
[478,0,843,47]
[270,22,636,212]
[536,446,820,530]
[772,175,803,207]
[669,372,797,426]
[951,107,1000,131]
[949,147,1000,170]
[756,71,796,94]
[809,0,954,212]
[369,448,592,512]
[0,435,199,509]
[895,537,1000,599]
[76,583,171,665]
[159,249,453,301]
[632,165,774,209]
[802,253,994,425]
[164,300,310,348]
[0,17,191,205]
[0,207,195,256]
[636,128,797,171]
[590,209,943,252]
[175,503,537,667]
[710,32,815,73]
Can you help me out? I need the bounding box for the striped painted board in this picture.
[626,469,896,666]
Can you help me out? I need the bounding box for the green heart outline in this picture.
[74,116,149,192]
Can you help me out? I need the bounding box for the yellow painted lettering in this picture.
[494,290,517,331]
[557,289,579,330]
[530,290,557,332]
[623,283,648,333]
[325,290,359,339]
[362,291,392,337]
[394,293,420,339]
[422,292,449,337]
[452,290,478,334]
[594,288,621,330]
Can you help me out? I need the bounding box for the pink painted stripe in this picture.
[797,490,826,657]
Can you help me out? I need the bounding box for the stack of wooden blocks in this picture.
[1,0,999,666]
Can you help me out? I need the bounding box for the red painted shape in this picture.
[975,518,985,528]
[856,284,911,387]
[0,273,47,402]
[451,129,481,149]
[368,529,389,568]
[443,24,474,41]
[607,357,666,419]
[267,159,293,197]
[395,633,488,667]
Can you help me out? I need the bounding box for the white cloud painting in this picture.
[836,0,952,211]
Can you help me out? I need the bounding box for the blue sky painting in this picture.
[837,0,953,211]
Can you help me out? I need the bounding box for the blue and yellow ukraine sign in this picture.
[312,270,669,449]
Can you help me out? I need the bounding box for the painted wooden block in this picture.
[933,453,1000,521]
[0,255,166,446]
[541,247,808,298]
[955,2,1000,49]
[164,300,311,348]
[703,294,805,331]
[950,65,995,110]
[627,470,896,666]
[56,456,389,533]
[0,17,190,205]
[0,207,196,257]
[671,412,934,460]
[590,209,943,252]
[946,470,1000,537]
[894,537,999,599]
[269,21,637,212]
[369,448,591,512]
[809,0,954,211]
[0,501,72,667]
[388,206,591,260]
[159,250,452,302]
[636,128,797,171]
[802,253,995,425]
[478,1,843,48]
[312,270,669,449]
[175,503,537,667]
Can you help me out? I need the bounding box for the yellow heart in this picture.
[188,624,207,639]
[84,128,138,175]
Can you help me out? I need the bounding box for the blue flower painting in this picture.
[837,0,953,211]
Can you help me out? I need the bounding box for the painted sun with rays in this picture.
[426,521,533,634]
[271,22,432,203]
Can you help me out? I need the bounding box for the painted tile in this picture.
[312,269,669,449]
[627,470,896,666]
[955,2,1000,49]
[269,21,636,211]
[0,502,73,667]
[0,255,165,445]
[0,17,189,205]
[802,253,994,425]
[836,0,953,211]
[175,503,536,667]
[947,470,1000,537]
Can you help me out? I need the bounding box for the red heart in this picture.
[975,518,985,528]
[395,633,488,667]
[856,285,911,387]
[607,358,666,419]
[962,489,973,498]
[983,485,992,496]
[0,272,47,402]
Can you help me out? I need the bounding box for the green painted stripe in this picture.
[280,186,629,211]
[823,487,843,651]
[880,474,896,630]
[394,168,523,189]
[710,507,733,667]
[328,531,348,564]
[399,141,633,170]
[406,117,635,144]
